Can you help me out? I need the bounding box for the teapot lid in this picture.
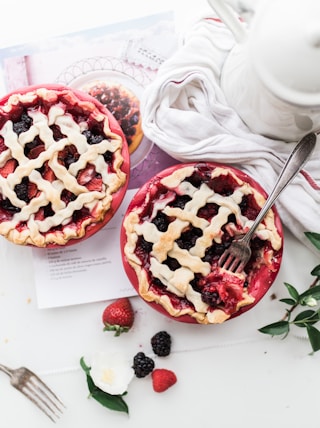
[249,0,320,106]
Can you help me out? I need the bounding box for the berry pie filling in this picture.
[0,86,128,247]
[123,163,283,324]
[81,81,143,154]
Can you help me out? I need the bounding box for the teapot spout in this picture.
[207,0,247,42]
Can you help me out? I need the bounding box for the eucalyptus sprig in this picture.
[80,357,129,414]
[258,232,320,353]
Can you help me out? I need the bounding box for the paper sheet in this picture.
[32,189,138,308]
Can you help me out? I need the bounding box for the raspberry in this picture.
[152,368,177,393]
[151,331,171,357]
[132,352,155,378]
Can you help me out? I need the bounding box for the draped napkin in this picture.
[141,15,320,252]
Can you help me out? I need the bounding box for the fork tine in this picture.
[19,370,64,423]
[228,257,242,273]
[234,260,246,274]
[1,365,64,422]
[21,383,59,423]
[219,253,236,271]
[220,253,248,273]
[29,374,65,411]
[218,252,231,268]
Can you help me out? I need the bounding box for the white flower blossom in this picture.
[90,351,134,395]
[305,297,318,307]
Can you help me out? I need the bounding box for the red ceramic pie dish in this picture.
[121,162,283,325]
[0,84,130,248]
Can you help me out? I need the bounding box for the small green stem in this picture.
[281,304,297,321]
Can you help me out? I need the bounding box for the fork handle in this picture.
[0,364,13,377]
[242,132,317,244]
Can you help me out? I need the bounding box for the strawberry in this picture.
[0,159,17,178]
[86,176,103,191]
[27,181,39,199]
[102,298,134,336]
[42,162,56,182]
[77,164,96,185]
[152,369,177,393]
[28,144,45,159]
[34,207,45,221]
[0,136,7,154]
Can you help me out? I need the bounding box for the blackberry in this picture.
[170,194,191,209]
[130,112,139,126]
[152,212,169,232]
[82,129,104,145]
[163,256,181,271]
[138,236,153,253]
[132,352,155,378]
[13,112,33,135]
[42,203,55,218]
[151,331,171,357]
[201,290,222,307]
[14,177,29,202]
[185,171,202,188]
[176,226,202,250]
[202,243,225,263]
[103,151,113,164]
[0,198,20,213]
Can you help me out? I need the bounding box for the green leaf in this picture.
[80,357,91,375]
[258,320,290,336]
[292,309,320,327]
[284,282,300,302]
[305,232,320,251]
[306,324,320,352]
[279,298,297,306]
[80,357,129,414]
[88,377,129,413]
[311,264,320,277]
[103,323,130,337]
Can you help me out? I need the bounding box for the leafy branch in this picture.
[258,232,320,353]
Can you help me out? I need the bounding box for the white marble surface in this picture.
[0,1,319,427]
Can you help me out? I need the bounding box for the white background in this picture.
[0,1,319,428]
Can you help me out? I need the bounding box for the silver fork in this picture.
[218,132,317,273]
[0,364,65,423]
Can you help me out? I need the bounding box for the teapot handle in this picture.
[207,0,247,42]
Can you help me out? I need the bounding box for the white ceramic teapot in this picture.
[207,0,320,141]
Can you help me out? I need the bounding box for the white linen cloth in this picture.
[141,15,320,252]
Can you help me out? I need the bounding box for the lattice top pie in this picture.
[0,85,129,247]
[122,163,283,324]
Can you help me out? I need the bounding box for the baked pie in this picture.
[0,84,129,247]
[80,80,143,155]
[121,162,283,324]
